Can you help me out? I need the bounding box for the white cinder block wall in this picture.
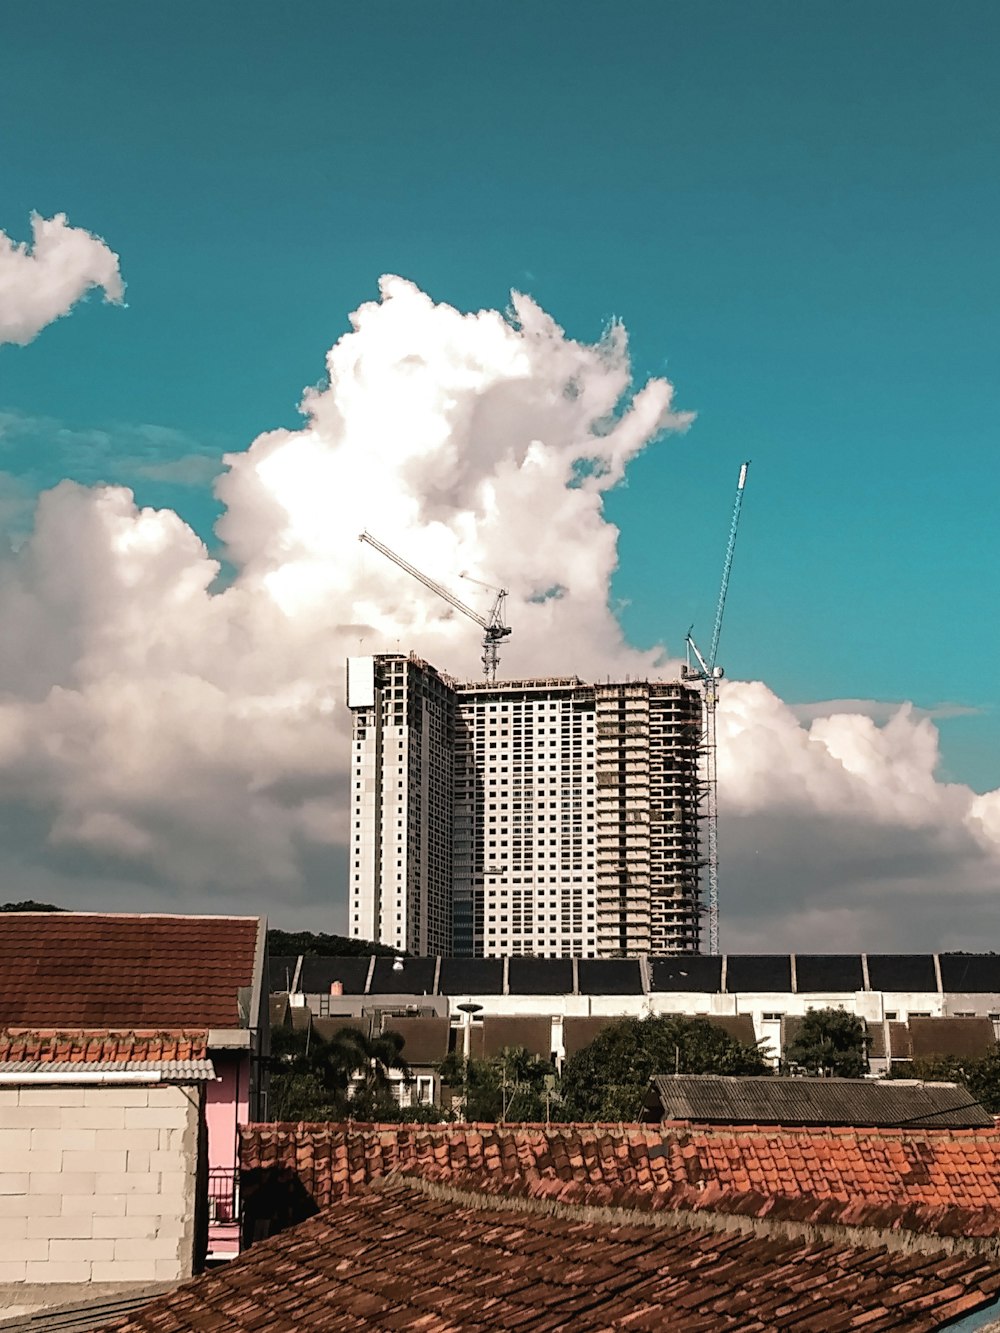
[0,1082,200,1284]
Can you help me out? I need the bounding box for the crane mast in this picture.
[682,461,750,956]
[359,531,512,681]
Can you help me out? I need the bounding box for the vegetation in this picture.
[560,1015,768,1122]
[890,1050,1000,1116]
[439,1046,557,1122]
[267,1023,411,1121]
[0,900,63,912]
[782,1008,870,1078]
[267,928,400,958]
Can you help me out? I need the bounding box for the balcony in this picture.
[207,1167,240,1260]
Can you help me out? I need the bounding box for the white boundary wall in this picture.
[0,1082,199,1284]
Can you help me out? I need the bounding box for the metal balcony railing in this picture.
[208,1168,239,1226]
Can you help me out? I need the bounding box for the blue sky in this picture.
[1,2,997,823]
[3,1,995,788]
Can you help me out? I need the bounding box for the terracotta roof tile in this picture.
[241,1121,1000,1231]
[0,913,259,1029]
[0,1028,208,1063]
[103,1181,1000,1332]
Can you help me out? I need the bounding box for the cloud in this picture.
[0,410,223,517]
[0,274,996,947]
[0,213,124,346]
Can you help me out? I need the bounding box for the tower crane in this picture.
[681,461,750,956]
[358,531,512,682]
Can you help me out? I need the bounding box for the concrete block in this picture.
[114,1236,180,1262]
[126,1151,150,1174]
[95,1171,159,1195]
[71,1106,126,1130]
[0,1151,55,1174]
[83,1087,150,1108]
[63,1149,127,1174]
[147,1150,184,1173]
[27,1212,93,1239]
[91,1258,158,1282]
[0,1090,21,1106]
[18,1088,86,1107]
[0,1173,29,1195]
[50,1238,114,1263]
[0,1260,27,1281]
[3,1237,54,1261]
[0,1193,57,1217]
[26,1258,91,1282]
[0,1130,31,1153]
[28,1171,96,1195]
[156,1256,188,1279]
[159,1128,190,1152]
[147,1216,187,1241]
[31,1129,97,1153]
[125,1193,173,1216]
[93,1213,156,1240]
[97,1128,159,1153]
[62,1191,126,1217]
[123,1107,187,1131]
[0,1105,62,1129]
[0,1214,28,1239]
[157,1171,192,1200]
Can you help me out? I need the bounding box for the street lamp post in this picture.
[456,1002,483,1120]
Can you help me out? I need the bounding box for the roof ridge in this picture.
[0,910,262,921]
[379,1171,1000,1258]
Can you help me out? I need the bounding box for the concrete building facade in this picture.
[347,654,704,958]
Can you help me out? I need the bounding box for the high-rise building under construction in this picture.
[346,653,704,958]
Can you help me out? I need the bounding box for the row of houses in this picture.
[274,949,1000,1107]
[4,912,1000,1329]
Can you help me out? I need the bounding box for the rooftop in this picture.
[646,1074,994,1128]
[101,1174,1000,1332]
[0,913,263,1030]
[240,1121,1000,1221]
[277,952,1000,996]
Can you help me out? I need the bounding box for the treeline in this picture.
[267,929,400,958]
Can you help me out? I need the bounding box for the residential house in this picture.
[0,911,267,1316]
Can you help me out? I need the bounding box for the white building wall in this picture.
[455,680,598,958]
[0,1082,200,1285]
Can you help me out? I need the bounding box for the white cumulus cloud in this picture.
[0,274,996,948]
[0,213,124,346]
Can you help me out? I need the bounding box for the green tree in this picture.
[783,1008,869,1078]
[439,1046,555,1122]
[267,928,400,958]
[894,1049,1000,1116]
[560,1015,769,1122]
[267,1023,411,1121]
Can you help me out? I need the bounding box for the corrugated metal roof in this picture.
[0,1059,215,1081]
[647,1074,993,1128]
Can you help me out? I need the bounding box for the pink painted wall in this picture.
[205,1052,250,1256]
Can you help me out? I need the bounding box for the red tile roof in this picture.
[99,1180,1000,1332]
[0,913,260,1030]
[0,1029,208,1064]
[241,1121,1000,1217]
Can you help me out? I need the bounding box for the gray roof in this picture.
[284,953,1000,997]
[647,1074,994,1128]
